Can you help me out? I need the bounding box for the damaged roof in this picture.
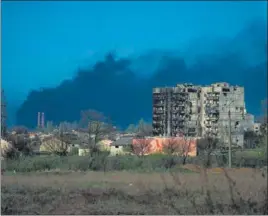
[111,136,133,146]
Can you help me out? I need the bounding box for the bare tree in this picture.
[41,134,69,156]
[197,136,219,167]
[79,109,115,156]
[174,121,196,165]
[132,138,151,156]
[163,138,181,155]
[136,119,153,138]
[180,135,195,165]
[125,124,137,134]
[12,126,28,135]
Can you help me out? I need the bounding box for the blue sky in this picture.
[2,1,267,104]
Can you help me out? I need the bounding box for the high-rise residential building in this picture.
[152,82,246,147]
[152,83,202,137]
[200,82,245,147]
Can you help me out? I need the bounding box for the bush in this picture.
[69,147,79,156]
[6,156,63,172]
[4,150,268,173]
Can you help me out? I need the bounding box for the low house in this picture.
[110,136,133,156]
[1,139,13,159]
[40,136,69,154]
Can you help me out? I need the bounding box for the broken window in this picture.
[188,88,197,93]
[222,88,230,92]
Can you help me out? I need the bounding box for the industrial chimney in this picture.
[37,112,41,128]
[41,112,45,128]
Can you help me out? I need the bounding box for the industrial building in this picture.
[152,82,247,147]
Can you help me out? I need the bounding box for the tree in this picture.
[244,131,261,149]
[79,109,115,156]
[136,119,152,138]
[132,138,151,156]
[40,126,76,155]
[12,126,28,135]
[197,136,219,167]
[174,121,196,165]
[260,99,267,134]
[256,99,268,162]
[163,138,181,155]
[6,131,31,155]
[40,133,69,156]
[1,90,7,139]
[180,135,195,165]
[259,134,267,161]
[125,124,137,134]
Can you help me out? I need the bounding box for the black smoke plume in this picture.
[16,20,267,129]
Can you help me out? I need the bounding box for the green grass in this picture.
[3,151,266,174]
[3,154,199,173]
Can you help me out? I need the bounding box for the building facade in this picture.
[153,83,202,137]
[153,82,246,147]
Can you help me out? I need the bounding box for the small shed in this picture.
[110,136,133,156]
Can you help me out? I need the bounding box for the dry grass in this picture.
[1,168,267,215]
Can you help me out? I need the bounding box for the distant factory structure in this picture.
[37,112,45,128]
[152,82,255,147]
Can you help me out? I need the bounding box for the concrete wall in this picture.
[110,146,125,156]
[78,148,90,156]
[132,137,197,156]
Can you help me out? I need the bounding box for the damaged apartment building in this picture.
[153,82,246,147]
[152,83,202,138]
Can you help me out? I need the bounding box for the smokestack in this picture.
[37,112,41,128]
[41,112,45,128]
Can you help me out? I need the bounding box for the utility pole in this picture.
[1,90,7,139]
[227,97,237,168]
[228,108,232,168]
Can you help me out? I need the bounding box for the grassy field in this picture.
[1,168,267,214]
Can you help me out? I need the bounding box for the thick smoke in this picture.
[16,21,267,129]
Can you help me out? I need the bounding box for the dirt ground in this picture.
[1,168,267,214]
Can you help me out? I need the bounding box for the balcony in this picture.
[154,109,164,114]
